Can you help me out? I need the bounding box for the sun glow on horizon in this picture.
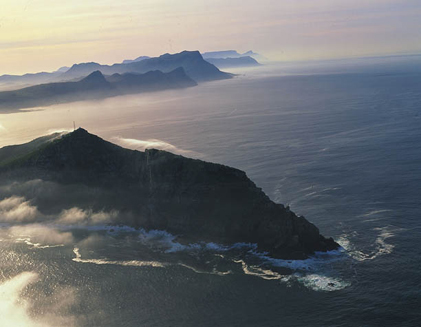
[1,0,421,75]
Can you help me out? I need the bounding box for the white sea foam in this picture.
[136,228,257,254]
[320,187,341,192]
[137,228,196,253]
[373,227,395,257]
[233,259,286,280]
[303,187,341,198]
[178,263,232,276]
[337,225,397,261]
[76,227,349,291]
[72,247,165,268]
[232,259,347,291]
[359,209,392,217]
[360,209,393,223]
[249,247,344,271]
[304,191,319,197]
[8,225,73,249]
[15,237,64,249]
[295,273,351,292]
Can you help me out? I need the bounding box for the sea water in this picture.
[0,56,420,326]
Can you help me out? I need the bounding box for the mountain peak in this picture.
[72,127,89,135]
[70,62,100,68]
[159,50,203,60]
[63,127,108,144]
[79,71,110,87]
[80,70,106,82]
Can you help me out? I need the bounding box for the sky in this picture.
[1,0,421,75]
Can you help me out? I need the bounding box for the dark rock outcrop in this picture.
[0,129,339,259]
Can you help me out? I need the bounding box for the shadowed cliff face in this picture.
[0,129,338,259]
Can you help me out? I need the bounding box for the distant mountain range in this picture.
[205,56,261,69]
[63,51,231,82]
[0,49,267,110]
[201,50,265,68]
[202,50,266,61]
[0,51,231,91]
[0,68,196,110]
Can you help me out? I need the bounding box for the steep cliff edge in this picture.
[0,129,339,259]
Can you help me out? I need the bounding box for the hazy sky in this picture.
[1,0,421,75]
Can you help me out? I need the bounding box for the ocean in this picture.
[0,56,420,326]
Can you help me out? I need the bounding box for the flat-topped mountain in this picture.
[0,128,339,259]
[206,56,261,69]
[202,49,265,61]
[202,50,246,59]
[202,50,264,68]
[0,68,197,110]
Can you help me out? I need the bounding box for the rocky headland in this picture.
[0,129,339,259]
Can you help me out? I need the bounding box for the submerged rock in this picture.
[0,128,339,259]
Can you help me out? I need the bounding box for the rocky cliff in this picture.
[0,129,339,259]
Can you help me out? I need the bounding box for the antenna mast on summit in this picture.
[73,121,76,131]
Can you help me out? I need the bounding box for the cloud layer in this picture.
[112,136,198,156]
[0,196,41,222]
[2,0,421,74]
[58,207,117,225]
